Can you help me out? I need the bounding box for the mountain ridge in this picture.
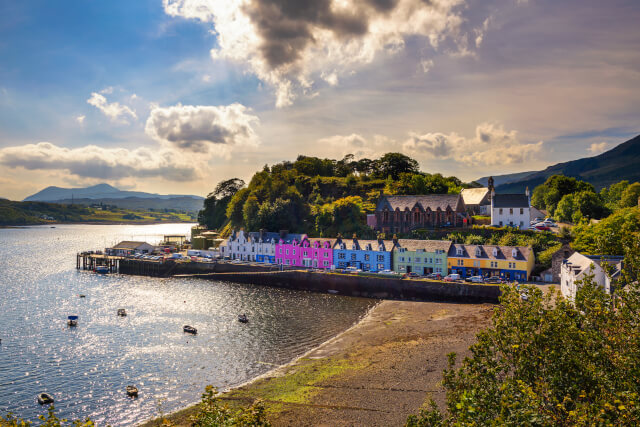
[478,134,640,193]
[25,183,204,202]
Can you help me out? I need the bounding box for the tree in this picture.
[620,182,640,208]
[572,207,640,255]
[197,178,245,229]
[600,180,629,210]
[532,175,595,214]
[373,153,420,179]
[226,188,250,227]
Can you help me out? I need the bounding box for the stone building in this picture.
[373,194,468,234]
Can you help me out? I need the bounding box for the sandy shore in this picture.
[141,299,493,426]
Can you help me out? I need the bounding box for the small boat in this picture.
[328,290,339,294]
[50,226,56,228]
[238,314,248,323]
[37,393,54,405]
[95,266,109,274]
[183,325,197,334]
[79,294,86,298]
[126,385,138,397]
[117,308,127,316]
[67,315,78,327]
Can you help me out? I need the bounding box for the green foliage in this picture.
[198,178,245,230]
[532,175,595,215]
[555,190,607,222]
[572,207,640,255]
[537,242,563,269]
[620,183,640,208]
[215,153,474,236]
[600,180,630,210]
[188,386,270,427]
[408,249,640,426]
[0,405,94,426]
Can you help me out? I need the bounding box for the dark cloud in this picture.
[246,0,371,68]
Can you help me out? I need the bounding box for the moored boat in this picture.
[126,385,138,397]
[67,315,78,326]
[117,308,127,317]
[95,266,109,274]
[238,314,248,323]
[183,325,197,334]
[327,289,339,294]
[37,393,54,405]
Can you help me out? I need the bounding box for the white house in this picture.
[560,252,623,301]
[107,241,155,256]
[219,230,278,262]
[491,189,531,230]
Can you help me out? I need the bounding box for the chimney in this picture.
[392,234,399,245]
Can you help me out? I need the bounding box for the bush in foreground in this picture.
[408,275,640,426]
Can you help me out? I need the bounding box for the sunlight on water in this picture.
[0,224,375,425]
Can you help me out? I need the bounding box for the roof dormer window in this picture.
[512,248,518,258]
[475,248,482,257]
[493,248,498,257]
[456,248,463,256]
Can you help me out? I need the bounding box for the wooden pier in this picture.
[76,252,121,273]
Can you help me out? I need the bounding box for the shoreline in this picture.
[141,299,493,426]
[138,301,382,426]
[0,220,195,228]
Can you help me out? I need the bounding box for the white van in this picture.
[443,273,461,282]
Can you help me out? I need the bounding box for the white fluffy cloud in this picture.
[317,133,395,159]
[145,103,260,152]
[0,142,196,181]
[87,92,137,122]
[403,122,543,166]
[588,141,609,154]
[163,0,469,107]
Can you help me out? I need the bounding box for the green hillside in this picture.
[497,134,640,193]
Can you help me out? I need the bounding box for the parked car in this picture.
[344,266,362,274]
[378,269,397,275]
[443,273,461,282]
[469,275,485,283]
[425,273,442,280]
[404,272,420,278]
[535,225,551,231]
[484,276,503,284]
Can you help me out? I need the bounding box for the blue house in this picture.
[332,236,394,272]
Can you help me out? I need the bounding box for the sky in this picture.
[0,0,639,200]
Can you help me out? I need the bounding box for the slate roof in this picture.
[248,231,281,243]
[564,252,624,276]
[277,233,306,244]
[306,237,337,248]
[461,188,490,206]
[376,194,463,211]
[111,241,152,250]
[333,239,396,251]
[395,239,452,253]
[448,244,532,262]
[493,194,529,208]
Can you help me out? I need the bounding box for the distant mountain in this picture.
[24,183,205,213]
[492,134,640,193]
[475,171,538,187]
[25,183,203,201]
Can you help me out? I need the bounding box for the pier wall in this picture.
[181,270,501,303]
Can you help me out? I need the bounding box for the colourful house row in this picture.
[220,230,535,280]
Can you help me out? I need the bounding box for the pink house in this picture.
[276,235,335,269]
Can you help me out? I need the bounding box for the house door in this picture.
[406,266,412,273]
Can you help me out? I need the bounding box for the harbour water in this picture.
[0,224,376,425]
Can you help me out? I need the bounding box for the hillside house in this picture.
[560,252,623,301]
[374,194,468,234]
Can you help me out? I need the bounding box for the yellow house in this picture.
[447,244,534,281]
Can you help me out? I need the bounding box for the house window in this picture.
[364,264,370,270]
[399,265,406,271]
[435,258,441,264]
[285,259,290,265]
[457,259,464,266]
[499,208,503,215]
[474,261,480,267]
[520,221,524,227]
[339,262,346,268]
[377,255,384,262]
[509,208,513,214]
[293,249,296,255]
[499,221,503,226]
[304,250,308,256]
[339,253,346,259]
[364,254,370,261]
[285,249,289,255]
[456,248,463,256]
[415,257,421,263]
[400,257,405,262]
[351,253,356,261]
[323,261,329,267]
[520,208,524,215]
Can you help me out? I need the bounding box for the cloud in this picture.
[145,103,260,152]
[403,122,543,166]
[87,92,137,122]
[588,141,609,155]
[0,142,197,181]
[164,0,470,107]
[317,133,395,158]
[75,115,85,124]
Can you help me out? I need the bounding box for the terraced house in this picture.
[393,239,451,276]
[448,244,534,281]
[221,230,280,262]
[332,236,394,272]
[373,194,468,234]
[276,235,335,269]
